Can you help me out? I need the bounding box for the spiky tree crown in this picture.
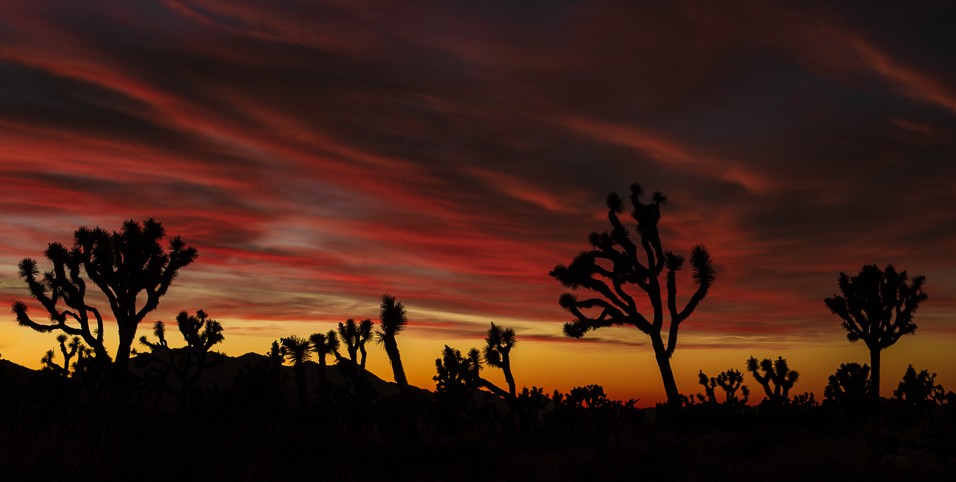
[482,322,516,368]
[376,294,407,342]
[280,335,312,365]
[549,184,714,364]
[824,264,926,348]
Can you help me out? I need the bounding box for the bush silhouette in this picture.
[12,219,196,383]
[551,184,714,405]
[823,362,870,407]
[824,265,927,399]
[893,365,955,408]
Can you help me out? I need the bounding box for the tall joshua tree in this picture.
[824,264,927,399]
[551,184,714,404]
[281,335,313,413]
[338,318,373,372]
[12,219,196,379]
[483,322,517,398]
[375,294,409,391]
[309,330,339,386]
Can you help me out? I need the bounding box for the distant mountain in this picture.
[124,350,433,401]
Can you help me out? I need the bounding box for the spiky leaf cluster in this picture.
[280,335,312,366]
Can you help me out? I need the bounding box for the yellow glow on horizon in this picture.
[4,318,955,407]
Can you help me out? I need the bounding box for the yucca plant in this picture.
[375,294,409,391]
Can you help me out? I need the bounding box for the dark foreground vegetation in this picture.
[2,355,955,482]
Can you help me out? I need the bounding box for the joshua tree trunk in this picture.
[383,336,408,391]
[869,345,881,400]
[294,364,307,413]
[318,355,328,386]
[114,322,138,374]
[501,353,516,398]
[650,331,680,404]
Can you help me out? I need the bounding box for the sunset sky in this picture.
[1,1,954,404]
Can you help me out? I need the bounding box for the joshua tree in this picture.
[12,219,197,380]
[41,334,88,378]
[309,330,339,386]
[893,365,955,408]
[698,369,749,405]
[747,356,799,403]
[824,265,926,399]
[434,345,509,399]
[375,294,409,391]
[551,184,714,405]
[434,345,482,396]
[823,362,870,407]
[482,322,517,398]
[138,310,224,405]
[280,335,313,413]
[338,318,373,373]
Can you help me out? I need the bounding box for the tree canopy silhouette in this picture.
[550,184,714,404]
[824,264,927,399]
[375,294,409,391]
[12,218,197,381]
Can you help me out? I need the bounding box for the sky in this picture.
[1,0,955,404]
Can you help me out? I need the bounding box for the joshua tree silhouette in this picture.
[697,369,749,405]
[338,318,373,374]
[41,334,89,378]
[483,322,517,398]
[823,362,870,407]
[138,310,224,406]
[824,265,927,400]
[893,365,955,408]
[309,330,339,386]
[551,184,714,405]
[375,294,409,391]
[12,219,197,381]
[434,344,509,400]
[747,356,798,403]
[280,335,313,413]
